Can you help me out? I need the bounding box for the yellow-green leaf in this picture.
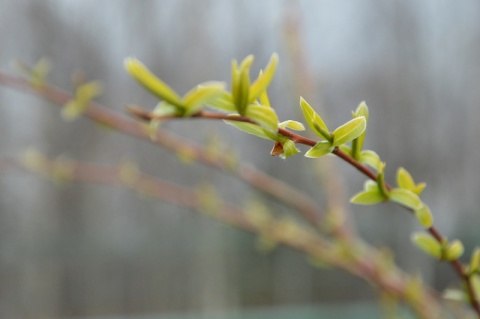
[224,120,273,140]
[350,189,386,205]
[280,139,300,159]
[359,150,382,171]
[183,83,225,116]
[351,101,369,158]
[249,53,279,102]
[414,204,433,228]
[411,232,442,259]
[125,57,183,107]
[259,89,271,107]
[470,248,480,273]
[332,116,366,146]
[396,167,415,190]
[390,188,423,210]
[299,97,330,140]
[444,240,464,261]
[207,91,236,112]
[278,120,305,131]
[338,144,352,157]
[304,141,334,158]
[245,104,279,132]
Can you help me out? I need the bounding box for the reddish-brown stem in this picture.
[1,154,444,319]
[132,105,480,316]
[1,71,478,317]
[0,72,324,228]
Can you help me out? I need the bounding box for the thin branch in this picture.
[128,105,480,316]
[1,70,478,316]
[0,71,323,228]
[1,154,444,319]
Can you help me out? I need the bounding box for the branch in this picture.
[1,154,445,319]
[128,107,480,317]
[0,71,323,228]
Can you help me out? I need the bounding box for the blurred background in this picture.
[1,0,480,318]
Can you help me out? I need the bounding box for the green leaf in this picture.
[62,100,84,121]
[248,53,279,102]
[364,180,378,191]
[280,139,300,159]
[390,188,423,211]
[396,167,426,195]
[224,120,273,140]
[30,57,52,88]
[350,189,386,205]
[354,101,369,120]
[338,144,352,157]
[332,116,366,146]
[359,150,382,171]
[445,240,464,261]
[351,101,369,159]
[76,81,102,103]
[278,120,305,131]
[124,57,183,107]
[207,91,236,112]
[299,97,331,140]
[182,83,225,116]
[304,141,334,158]
[413,183,427,196]
[151,101,181,117]
[245,105,279,132]
[414,204,433,228]
[411,232,442,259]
[470,248,480,274]
[376,162,390,198]
[236,67,250,115]
[259,89,271,107]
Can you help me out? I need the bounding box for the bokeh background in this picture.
[1,1,480,318]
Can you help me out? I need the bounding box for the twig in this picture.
[0,71,323,228]
[1,154,444,319]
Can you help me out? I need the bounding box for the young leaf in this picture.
[332,116,366,146]
[280,139,300,159]
[207,91,236,112]
[414,204,433,228]
[390,188,423,211]
[470,248,480,274]
[235,67,250,115]
[124,57,183,107]
[396,167,416,190]
[224,120,273,140]
[359,150,382,171]
[259,89,271,107]
[152,101,181,117]
[364,180,378,191]
[278,120,305,131]
[338,144,352,157]
[30,57,52,88]
[248,53,279,102]
[182,83,225,116]
[376,163,390,198]
[411,232,442,259]
[62,100,83,121]
[299,97,331,140]
[444,240,465,261]
[396,167,426,195]
[351,101,369,159]
[245,104,279,132]
[304,141,334,158]
[350,189,386,205]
